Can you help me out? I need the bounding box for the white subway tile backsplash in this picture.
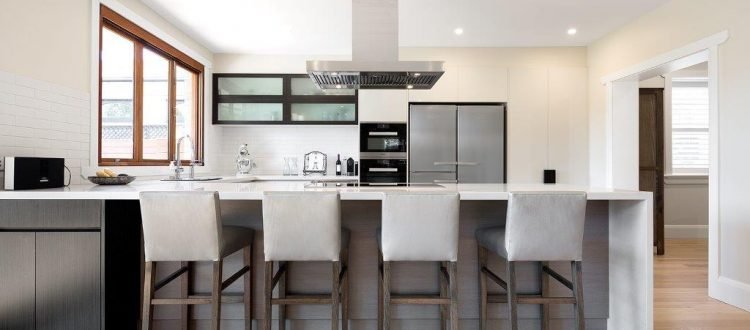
[218,125,358,175]
[0,70,90,183]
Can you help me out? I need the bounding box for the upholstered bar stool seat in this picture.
[377,192,461,330]
[262,191,350,330]
[476,191,587,330]
[139,191,255,330]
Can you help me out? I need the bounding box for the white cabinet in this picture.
[408,64,459,102]
[458,66,508,102]
[408,64,508,103]
[548,67,588,184]
[358,90,408,122]
[506,67,588,184]
[507,67,549,184]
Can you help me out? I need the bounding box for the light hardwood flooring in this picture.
[655,239,750,329]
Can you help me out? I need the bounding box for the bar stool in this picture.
[476,191,587,330]
[262,191,350,330]
[377,192,461,330]
[139,191,255,330]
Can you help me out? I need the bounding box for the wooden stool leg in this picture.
[279,262,287,330]
[541,261,550,330]
[506,261,518,330]
[382,261,391,330]
[448,262,459,330]
[377,251,384,330]
[439,261,448,330]
[211,260,223,330]
[342,248,350,330]
[572,261,585,330]
[264,261,273,330]
[478,246,488,330]
[331,261,341,330]
[142,261,156,330]
[181,261,192,330]
[244,246,253,330]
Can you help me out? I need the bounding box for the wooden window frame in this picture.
[212,74,359,125]
[99,5,204,166]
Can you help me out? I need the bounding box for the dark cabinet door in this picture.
[35,232,101,330]
[0,233,35,330]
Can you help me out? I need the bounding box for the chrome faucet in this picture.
[172,135,196,179]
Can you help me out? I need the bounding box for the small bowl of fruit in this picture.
[88,168,135,185]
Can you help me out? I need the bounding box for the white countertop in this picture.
[0,180,651,201]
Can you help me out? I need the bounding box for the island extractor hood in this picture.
[306,0,445,90]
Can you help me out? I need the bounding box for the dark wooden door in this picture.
[639,88,665,255]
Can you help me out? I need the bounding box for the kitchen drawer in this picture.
[0,200,102,230]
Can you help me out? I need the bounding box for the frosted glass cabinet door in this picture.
[217,77,283,95]
[291,103,356,122]
[291,78,355,96]
[217,103,283,122]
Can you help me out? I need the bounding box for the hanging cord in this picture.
[64,165,72,187]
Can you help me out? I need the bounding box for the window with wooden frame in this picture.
[99,5,204,166]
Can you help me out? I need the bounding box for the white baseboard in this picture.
[666,224,708,239]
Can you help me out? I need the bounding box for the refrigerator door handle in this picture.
[433,179,458,183]
[456,162,479,166]
[434,161,458,166]
[409,170,456,174]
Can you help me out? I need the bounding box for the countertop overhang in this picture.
[0,181,651,201]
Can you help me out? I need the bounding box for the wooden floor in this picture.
[655,239,750,329]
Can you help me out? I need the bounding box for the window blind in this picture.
[671,79,709,173]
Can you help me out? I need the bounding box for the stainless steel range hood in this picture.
[306,0,445,90]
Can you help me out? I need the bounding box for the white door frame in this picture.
[599,31,743,310]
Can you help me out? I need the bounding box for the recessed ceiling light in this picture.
[567,28,577,35]
[453,27,464,36]
[413,73,421,77]
[406,84,414,89]
[336,85,342,89]
[331,72,338,76]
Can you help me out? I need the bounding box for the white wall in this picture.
[588,0,750,308]
[0,70,91,185]
[0,0,217,178]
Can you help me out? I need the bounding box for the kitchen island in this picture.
[0,182,652,330]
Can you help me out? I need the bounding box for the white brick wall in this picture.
[219,126,358,175]
[0,70,91,185]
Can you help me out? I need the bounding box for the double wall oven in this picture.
[359,123,407,183]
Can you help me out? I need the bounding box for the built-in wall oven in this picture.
[359,159,407,183]
[359,122,407,183]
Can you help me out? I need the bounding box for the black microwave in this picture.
[360,123,407,158]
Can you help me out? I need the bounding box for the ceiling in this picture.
[142,0,669,55]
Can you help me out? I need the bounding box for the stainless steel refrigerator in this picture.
[409,104,505,184]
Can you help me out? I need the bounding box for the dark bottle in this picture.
[335,154,342,176]
[346,157,354,176]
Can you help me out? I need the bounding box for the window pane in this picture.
[291,103,355,121]
[142,48,170,160]
[176,66,197,160]
[217,77,282,95]
[101,27,134,159]
[217,103,283,121]
[672,81,709,171]
[291,78,354,96]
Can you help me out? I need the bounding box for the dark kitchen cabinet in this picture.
[0,201,102,330]
[0,233,36,330]
[213,74,358,125]
[36,233,101,330]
